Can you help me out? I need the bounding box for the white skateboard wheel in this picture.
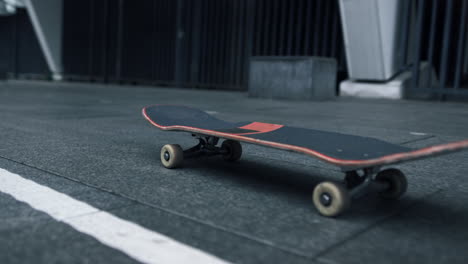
[160,144,183,169]
[313,181,351,217]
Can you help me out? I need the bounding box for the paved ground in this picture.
[1,80,468,264]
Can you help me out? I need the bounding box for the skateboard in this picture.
[142,105,468,217]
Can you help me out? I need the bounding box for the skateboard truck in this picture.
[159,135,242,169]
[182,135,224,159]
[313,167,407,217]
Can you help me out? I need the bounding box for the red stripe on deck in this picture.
[239,122,283,133]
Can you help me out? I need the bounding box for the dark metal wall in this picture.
[60,0,345,90]
[406,0,468,97]
[0,15,13,79]
[5,0,465,98]
[62,0,178,84]
[0,9,49,79]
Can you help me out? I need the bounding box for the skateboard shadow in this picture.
[181,156,460,221]
[183,156,333,200]
[364,194,468,234]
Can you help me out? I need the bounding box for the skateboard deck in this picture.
[142,105,468,170]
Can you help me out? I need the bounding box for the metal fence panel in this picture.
[2,0,346,91]
[407,0,468,97]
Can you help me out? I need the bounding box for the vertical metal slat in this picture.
[190,0,201,84]
[244,0,256,89]
[223,1,234,85]
[151,0,159,81]
[439,0,454,91]
[426,0,439,89]
[212,0,222,85]
[88,0,95,77]
[286,0,295,55]
[228,0,239,84]
[198,0,207,83]
[294,0,304,54]
[302,0,312,55]
[102,0,109,82]
[262,0,270,55]
[174,0,185,85]
[206,0,216,84]
[12,10,19,78]
[235,0,245,85]
[200,0,210,83]
[255,0,263,55]
[398,0,411,67]
[453,0,467,90]
[321,0,331,56]
[278,0,286,54]
[411,0,425,91]
[160,0,169,81]
[330,2,339,58]
[115,0,124,80]
[170,0,178,82]
[218,0,230,86]
[313,0,322,55]
[270,0,279,54]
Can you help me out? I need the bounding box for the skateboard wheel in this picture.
[160,144,183,169]
[313,182,350,217]
[221,140,242,162]
[375,168,407,199]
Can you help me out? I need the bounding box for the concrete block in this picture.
[248,56,337,100]
[340,61,438,100]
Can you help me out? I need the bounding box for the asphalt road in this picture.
[1,80,468,264]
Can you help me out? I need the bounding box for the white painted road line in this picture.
[0,168,229,264]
